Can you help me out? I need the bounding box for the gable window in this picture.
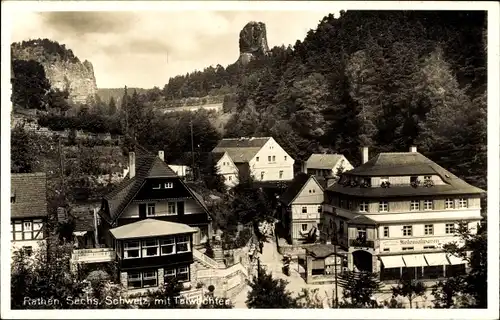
[458,198,468,209]
[268,156,272,162]
[176,235,190,253]
[164,182,173,189]
[177,266,190,282]
[160,238,175,255]
[284,156,287,161]
[317,205,322,213]
[146,203,156,217]
[279,171,283,179]
[410,200,419,211]
[124,241,141,259]
[153,184,161,190]
[167,202,176,215]
[445,224,455,234]
[272,155,276,162]
[256,157,259,162]
[302,206,307,213]
[228,176,233,181]
[424,224,434,235]
[142,239,159,257]
[359,202,369,212]
[403,226,412,237]
[379,201,388,212]
[260,172,265,180]
[445,198,454,209]
[423,200,433,210]
[383,226,389,237]
[301,224,308,232]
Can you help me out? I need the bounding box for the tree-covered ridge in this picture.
[12,38,80,64]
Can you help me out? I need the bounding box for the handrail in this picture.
[193,248,222,269]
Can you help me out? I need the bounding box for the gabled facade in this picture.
[279,173,324,244]
[322,146,485,281]
[215,152,239,188]
[305,154,354,179]
[11,173,49,256]
[212,137,294,182]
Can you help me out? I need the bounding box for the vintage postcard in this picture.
[1,1,499,319]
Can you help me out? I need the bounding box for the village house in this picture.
[212,137,294,182]
[304,153,354,184]
[71,149,217,293]
[278,173,325,244]
[11,173,48,256]
[321,146,485,282]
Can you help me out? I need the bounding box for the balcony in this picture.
[349,238,375,249]
[71,248,116,264]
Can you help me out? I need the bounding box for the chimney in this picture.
[302,160,308,174]
[361,147,369,164]
[158,150,165,161]
[129,152,136,179]
[410,146,417,153]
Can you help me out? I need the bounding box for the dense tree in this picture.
[11,59,52,110]
[391,278,427,309]
[246,268,298,308]
[11,126,43,173]
[339,271,382,308]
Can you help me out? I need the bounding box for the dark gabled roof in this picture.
[279,173,323,206]
[331,152,485,197]
[306,154,345,170]
[348,214,377,226]
[99,153,212,225]
[306,244,346,258]
[11,173,48,218]
[212,137,270,163]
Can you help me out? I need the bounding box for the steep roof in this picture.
[212,137,270,163]
[330,152,485,197]
[11,173,48,218]
[306,154,345,170]
[279,173,323,206]
[110,218,196,239]
[99,154,186,224]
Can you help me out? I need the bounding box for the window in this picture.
[146,203,156,217]
[167,202,176,215]
[458,198,468,209]
[228,176,232,181]
[383,226,389,238]
[359,202,369,212]
[256,157,259,162]
[348,201,353,210]
[357,227,367,240]
[177,266,190,282]
[142,239,159,257]
[142,271,158,287]
[424,176,432,182]
[424,224,434,235]
[268,156,271,162]
[160,238,175,255]
[124,241,140,259]
[279,171,283,179]
[14,222,22,240]
[379,201,388,212]
[402,247,414,251]
[23,222,33,240]
[410,200,419,211]
[445,224,455,234]
[165,182,173,189]
[339,221,344,234]
[424,200,433,210]
[260,172,265,180]
[272,155,276,162]
[176,235,190,253]
[380,177,389,185]
[24,246,33,256]
[284,156,287,161]
[339,199,344,208]
[164,268,176,281]
[445,198,454,209]
[302,207,307,213]
[301,224,308,232]
[23,222,32,231]
[153,184,161,190]
[403,226,412,237]
[410,176,418,183]
[383,248,390,252]
[424,245,436,250]
[317,205,322,213]
[127,272,142,289]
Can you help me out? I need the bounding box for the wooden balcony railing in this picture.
[349,239,375,249]
[71,247,116,264]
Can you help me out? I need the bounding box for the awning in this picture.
[403,254,428,267]
[424,253,450,266]
[447,254,468,265]
[380,255,405,268]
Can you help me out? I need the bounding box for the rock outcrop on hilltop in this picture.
[11,39,97,105]
[237,21,269,66]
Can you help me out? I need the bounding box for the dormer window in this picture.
[153,184,161,190]
[164,182,173,189]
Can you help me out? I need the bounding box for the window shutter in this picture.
[139,204,146,218]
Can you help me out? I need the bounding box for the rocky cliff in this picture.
[11,39,97,104]
[237,21,269,66]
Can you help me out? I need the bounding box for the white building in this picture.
[11,173,48,256]
[212,137,294,182]
[305,153,354,178]
[321,146,485,281]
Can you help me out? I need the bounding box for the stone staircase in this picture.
[193,248,225,269]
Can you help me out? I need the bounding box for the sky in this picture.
[11,11,337,89]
